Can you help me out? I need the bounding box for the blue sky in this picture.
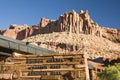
[0,0,120,29]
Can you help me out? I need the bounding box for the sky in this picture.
[0,0,120,29]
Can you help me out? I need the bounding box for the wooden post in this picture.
[84,53,90,80]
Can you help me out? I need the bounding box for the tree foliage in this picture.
[98,63,120,80]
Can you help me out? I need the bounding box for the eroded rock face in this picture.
[3,24,28,39]
[57,10,102,36]
[3,29,18,39]
[40,18,55,27]
[38,10,119,43]
[0,30,5,34]
[39,10,102,36]
[17,25,41,39]
[0,10,120,43]
[101,28,120,43]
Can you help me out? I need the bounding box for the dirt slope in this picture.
[23,32,120,59]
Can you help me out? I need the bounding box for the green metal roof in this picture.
[0,35,55,55]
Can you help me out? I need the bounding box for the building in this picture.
[0,35,89,80]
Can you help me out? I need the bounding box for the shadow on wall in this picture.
[63,71,74,80]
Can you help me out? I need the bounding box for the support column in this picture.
[84,53,90,80]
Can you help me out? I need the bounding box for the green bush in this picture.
[98,63,120,80]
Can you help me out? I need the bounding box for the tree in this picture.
[98,63,120,80]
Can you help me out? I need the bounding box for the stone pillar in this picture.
[69,14,73,34]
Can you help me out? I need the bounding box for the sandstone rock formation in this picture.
[38,10,120,43]
[3,29,18,39]
[2,24,28,39]
[101,27,120,43]
[0,10,120,43]
[0,30,5,34]
[39,10,102,36]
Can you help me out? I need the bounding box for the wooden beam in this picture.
[18,62,82,66]
[20,76,41,78]
[21,68,84,72]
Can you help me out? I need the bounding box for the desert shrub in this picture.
[98,63,120,80]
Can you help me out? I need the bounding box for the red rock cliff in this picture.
[1,10,120,43]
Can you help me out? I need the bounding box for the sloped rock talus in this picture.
[23,32,120,59]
